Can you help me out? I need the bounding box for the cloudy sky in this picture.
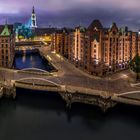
[0,0,140,30]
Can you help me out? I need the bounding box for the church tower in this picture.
[31,6,37,28]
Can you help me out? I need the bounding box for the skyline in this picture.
[0,0,140,30]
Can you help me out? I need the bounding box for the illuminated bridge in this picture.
[14,77,62,92]
[13,77,115,111]
[15,41,44,46]
[0,70,115,111]
[15,41,47,51]
[112,91,140,106]
[0,68,140,111]
[15,45,40,51]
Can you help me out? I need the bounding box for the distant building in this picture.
[33,28,57,44]
[15,6,38,41]
[0,24,15,68]
[52,19,140,76]
[86,20,138,76]
[68,26,89,68]
[52,28,73,58]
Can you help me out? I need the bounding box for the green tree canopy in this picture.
[130,53,140,79]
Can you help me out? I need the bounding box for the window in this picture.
[6,44,8,48]
[1,44,4,48]
[6,50,8,54]
[1,50,4,54]
[105,48,108,51]
[6,56,8,60]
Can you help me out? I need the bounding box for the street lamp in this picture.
[76,59,78,67]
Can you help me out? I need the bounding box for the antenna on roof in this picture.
[5,18,8,25]
[79,21,82,27]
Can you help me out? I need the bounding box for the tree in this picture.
[130,53,140,80]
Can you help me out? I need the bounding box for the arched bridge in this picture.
[14,77,63,92]
[15,46,41,51]
[112,91,140,106]
[111,82,140,106]
[115,91,140,97]
[15,41,45,51]
[15,41,44,46]
[18,68,52,75]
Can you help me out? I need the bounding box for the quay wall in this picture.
[1,81,140,111]
[14,82,116,111]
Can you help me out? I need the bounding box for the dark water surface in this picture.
[0,88,140,140]
[14,50,54,71]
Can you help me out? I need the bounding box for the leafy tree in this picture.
[130,53,140,80]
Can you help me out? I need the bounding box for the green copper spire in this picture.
[1,24,10,36]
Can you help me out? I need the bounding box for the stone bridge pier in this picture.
[1,81,16,99]
[59,90,116,112]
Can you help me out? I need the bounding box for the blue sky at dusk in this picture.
[0,0,140,30]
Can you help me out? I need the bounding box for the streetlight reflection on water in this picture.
[22,54,26,63]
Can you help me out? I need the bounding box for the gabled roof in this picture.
[109,22,118,33]
[0,24,13,36]
[88,19,103,30]
[93,34,100,42]
[54,28,74,34]
[34,28,57,36]
[75,26,86,33]
[1,24,10,36]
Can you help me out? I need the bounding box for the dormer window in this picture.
[113,31,116,35]
[94,27,98,31]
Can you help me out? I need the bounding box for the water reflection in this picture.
[22,53,26,63]
[14,50,54,71]
[0,88,140,140]
[30,55,33,61]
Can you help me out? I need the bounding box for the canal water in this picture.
[13,50,54,71]
[0,50,140,140]
[0,89,140,140]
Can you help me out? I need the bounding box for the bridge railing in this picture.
[17,68,52,76]
[115,91,140,97]
[15,77,60,87]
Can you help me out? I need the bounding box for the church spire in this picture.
[31,6,37,28]
[32,6,35,14]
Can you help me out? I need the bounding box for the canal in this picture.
[0,50,140,140]
[0,89,140,140]
[13,50,55,71]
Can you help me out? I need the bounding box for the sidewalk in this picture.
[39,47,101,79]
[39,47,65,77]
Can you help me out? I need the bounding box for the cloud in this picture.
[0,0,139,31]
[0,0,140,12]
